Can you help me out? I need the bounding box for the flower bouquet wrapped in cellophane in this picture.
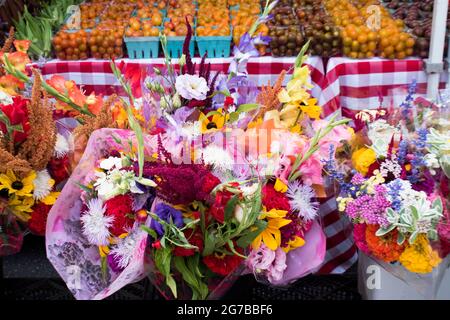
[46,128,159,300]
[329,86,450,298]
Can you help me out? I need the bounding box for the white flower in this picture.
[99,156,123,171]
[33,169,54,201]
[234,204,245,223]
[286,181,319,221]
[80,198,113,246]
[423,153,440,175]
[0,90,13,105]
[54,133,70,159]
[241,183,259,197]
[175,74,208,101]
[379,157,402,178]
[201,145,234,172]
[110,232,138,269]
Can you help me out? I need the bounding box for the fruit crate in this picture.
[196,27,232,58]
[124,36,161,59]
[166,36,195,58]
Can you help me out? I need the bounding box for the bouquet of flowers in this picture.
[46,128,159,300]
[328,87,450,277]
[0,73,70,255]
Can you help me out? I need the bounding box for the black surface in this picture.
[2,235,360,300]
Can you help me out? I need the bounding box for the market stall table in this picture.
[319,57,449,117]
[34,56,325,99]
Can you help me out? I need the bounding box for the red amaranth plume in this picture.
[182,17,194,75]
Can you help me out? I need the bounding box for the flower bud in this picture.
[172,93,181,108]
[136,209,148,223]
[160,96,168,109]
[178,54,186,68]
[152,239,162,249]
[153,67,162,76]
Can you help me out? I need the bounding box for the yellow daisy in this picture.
[0,170,36,197]
[199,108,228,133]
[252,208,291,251]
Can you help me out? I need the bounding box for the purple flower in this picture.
[150,203,184,236]
[107,253,125,273]
[345,189,391,227]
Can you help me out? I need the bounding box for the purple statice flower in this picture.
[397,139,409,165]
[400,79,417,118]
[345,190,391,226]
[386,179,403,211]
[150,203,184,236]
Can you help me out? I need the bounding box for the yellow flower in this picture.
[199,108,228,133]
[293,65,314,89]
[274,178,288,193]
[351,147,377,176]
[41,191,60,205]
[300,98,322,120]
[278,80,310,106]
[252,208,291,251]
[399,235,442,274]
[8,195,34,222]
[282,235,305,253]
[99,245,110,257]
[0,170,36,197]
[247,117,263,129]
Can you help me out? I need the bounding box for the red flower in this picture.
[104,194,135,236]
[0,96,30,143]
[203,248,243,276]
[48,155,70,185]
[118,61,144,98]
[224,96,234,110]
[209,190,234,223]
[262,184,290,211]
[29,203,52,236]
[198,172,221,201]
[152,239,162,249]
[173,229,204,257]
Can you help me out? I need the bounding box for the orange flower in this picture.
[0,75,24,96]
[2,51,31,73]
[13,40,31,53]
[85,93,103,115]
[47,75,69,93]
[365,224,405,263]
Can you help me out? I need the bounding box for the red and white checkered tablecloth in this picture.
[319,57,449,117]
[35,56,325,100]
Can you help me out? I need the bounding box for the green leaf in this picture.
[202,232,216,256]
[141,225,158,240]
[397,232,405,245]
[154,247,172,277]
[224,195,239,222]
[236,219,267,248]
[111,134,122,144]
[410,206,419,220]
[74,182,94,196]
[228,112,240,123]
[409,231,419,244]
[432,197,443,213]
[375,224,396,237]
[236,103,259,113]
[166,274,177,299]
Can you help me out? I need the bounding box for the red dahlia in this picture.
[199,172,221,200]
[262,184,290,211]
[104,194,135,236]
[203,251,243,276]
[29,203,52,236]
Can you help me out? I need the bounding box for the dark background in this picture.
[1,235,360,300]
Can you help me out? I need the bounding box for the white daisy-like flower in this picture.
[110,232,138,269]
[54,133,70,159]
[80,198,113,246]
[99,156,123,171]
[201,145,234,172]
[33,169,54,200]
[286,181,319,221]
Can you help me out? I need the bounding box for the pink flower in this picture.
[298,154,323,185]
[313,119,351,158]
[246,244,287,284]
